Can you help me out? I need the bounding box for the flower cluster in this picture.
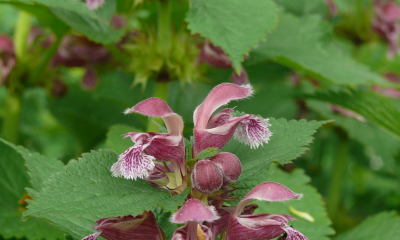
[372,0,400,57]
[82,83,309,240]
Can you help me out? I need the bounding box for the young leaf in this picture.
[24,149,171,239]
[251,13,390,87]
[255,165,335,240]
[0,139,65,240]
[186,0,278,71]
[195,147,218,160]
[333,211,400,240]
[223,118,330,200]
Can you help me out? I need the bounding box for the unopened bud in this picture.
[191,159,223,194]
[211,152,241,186]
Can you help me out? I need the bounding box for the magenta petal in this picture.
[82,66,98,90]
[172,223,213,240]
[230,68,249,85]
[171,199,220,224]
[111,145,155,180]
[206,108,233,129]
[86,0,105,10]
[82,232,101,240]
[234,115,272,149]
[283,224,309,240]
[197,40,232,69]
[194,83,253,129]
[192,160,224,194]
[211,152,242,186]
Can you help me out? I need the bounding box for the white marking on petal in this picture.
[111,145,155,180]
[234,116,272,149]
[82,232,101,240]
[283,224,309,240]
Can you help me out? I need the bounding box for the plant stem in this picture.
[327,137,348,222]
[158,0,171,58]
[14,11,31,63]
[1,94,21,143]
[28,35,63,85]
[146,81,170,132]
[106,44,130,66]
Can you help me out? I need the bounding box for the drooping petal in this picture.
[283,224,309,240]
[82,232,101,240]
[111,145,155,180]
[86,0,105,10]
[234,115,272,149]
[226,215,283,240]
[171,199,220,224]
[82,66,98,90]
[125,98,184,135]
[237,182,302,215]
[204,206,233,240]
[197,40,232,69]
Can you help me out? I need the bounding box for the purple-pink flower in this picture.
[225,182,308,240]
[86,0,105,10]
[82,211,164,240]
[0,34,16,85]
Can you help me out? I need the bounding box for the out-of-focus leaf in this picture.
[255,165,335,240]
[187,0,278,71]
[223,118,330,202]
[251,13,390,87]
[106,124,138,154]
[25,149,171,239]
[304,88,400,140]
[273,0,328,16]
[0,139,65,240]
[333,211,400,240]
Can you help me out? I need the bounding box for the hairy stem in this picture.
[14,11,31,63]
[327,137,348,222]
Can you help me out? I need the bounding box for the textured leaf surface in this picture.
[307,100,400,173]
[333,211,400,240]
[255,165,334,240]
[0,139,65,240]
[187,0,278,71]
[305,88,400,140]
[24,149,171,239]
[158,188,190,212]
[223,118,330,201]
[106,124,139,155]
[251,13,390,86]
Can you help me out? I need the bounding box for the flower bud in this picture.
[211,152,241,186]
[191,160,223,194]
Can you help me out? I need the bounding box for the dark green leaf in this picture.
[158,188,190,212]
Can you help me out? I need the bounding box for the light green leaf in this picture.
[158,188,190,212]
[195,147,218,160]
[187,0,278,71]
[223,118,330,201]
[24,149,171,239]
[305,88,400,140]
[254,165,334,240]
[333,211,400,240]
[106,124,139,154]
[0,139,65,240]
[251,13,390,86]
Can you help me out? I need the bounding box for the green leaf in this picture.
[106,124,139,154]
[186,0,278,71]
[254,165,335,240]
[0,139,65,240]
[223,118,330,201]
[273,0,328,17]
[153,207,177,240]
[305,88,400,140]
[158,188,190,212]
[333,211,400,240]
[24,149,171,239]
[251,13,390,86]
[307,100,400,173]
[195,147,218,160]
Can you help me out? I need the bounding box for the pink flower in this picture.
[171,199,220,240]
[82,211,164,240]
[111,98,185,180]
[372,0,400,57]
[0,34,16,85]
[86,0,105,10]
[325,0,338,16]
[225,182,308,240]
[193,83,272,156]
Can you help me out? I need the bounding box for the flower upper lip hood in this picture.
[111,97,185,180]
[225,182,308,240]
